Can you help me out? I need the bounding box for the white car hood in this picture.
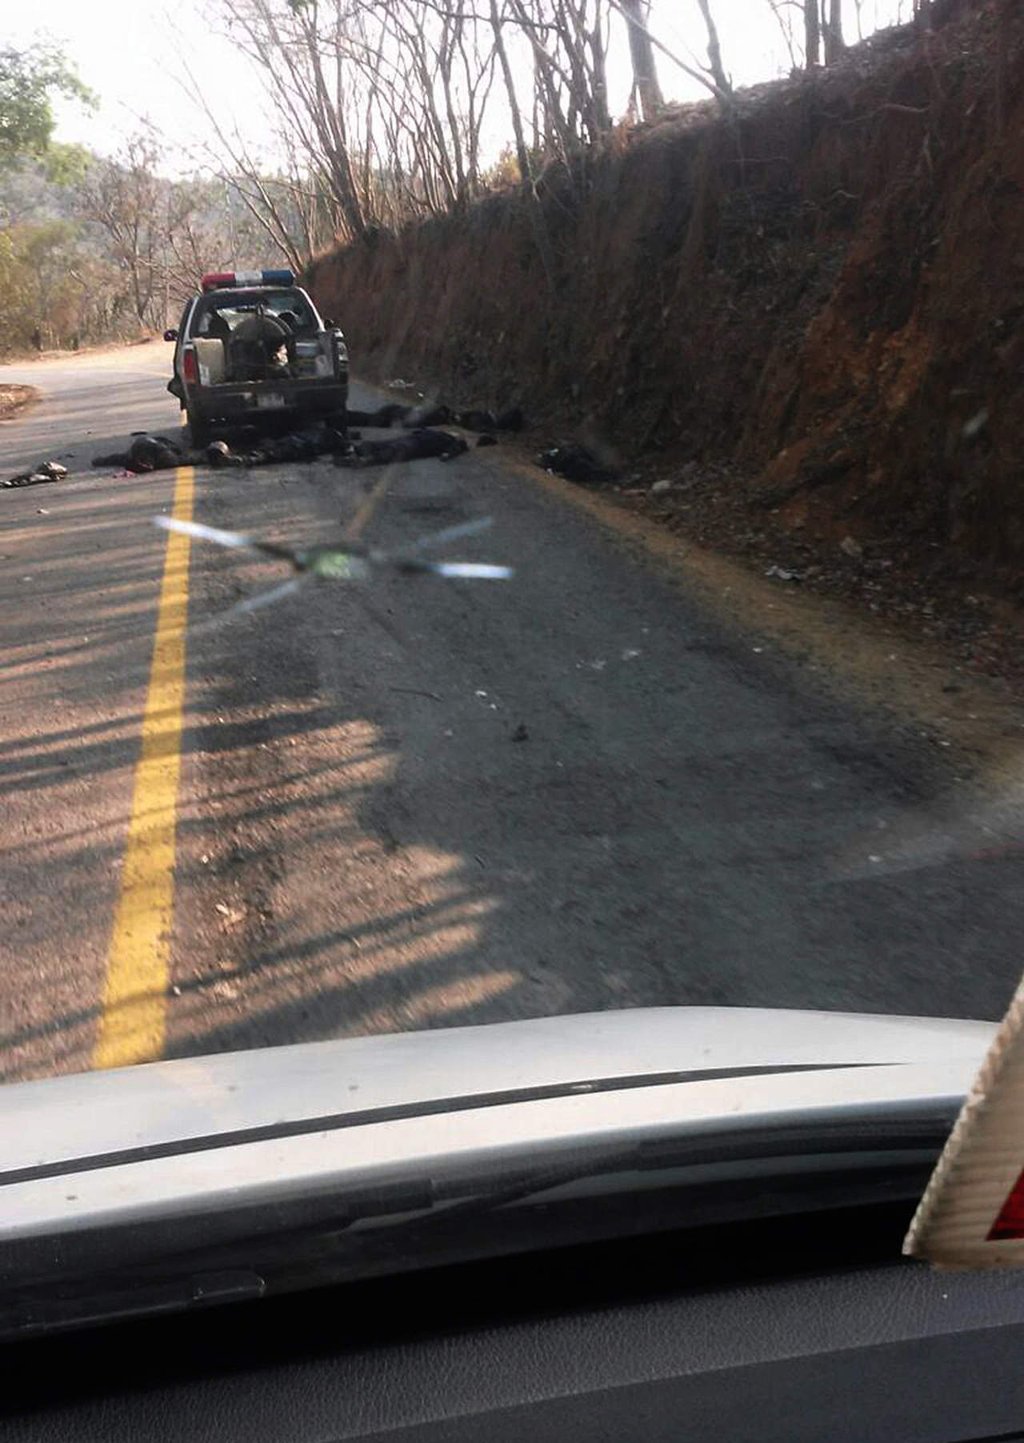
[0,1007,994,1245]
[0,1006,993,1174]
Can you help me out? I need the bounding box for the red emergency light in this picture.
[200,269,296,291]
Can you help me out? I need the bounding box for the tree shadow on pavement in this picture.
[5,450,1024,1084]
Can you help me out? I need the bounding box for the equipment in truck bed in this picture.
[165,270,349,445]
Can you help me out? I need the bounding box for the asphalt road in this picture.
[1,344,1022,1083]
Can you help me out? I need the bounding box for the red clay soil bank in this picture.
[308,0,1024,586]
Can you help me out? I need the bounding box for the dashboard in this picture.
[5,1200,1024,1442]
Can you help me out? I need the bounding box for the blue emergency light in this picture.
[200,269,296,291]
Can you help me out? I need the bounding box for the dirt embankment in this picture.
[309,1,1024,615]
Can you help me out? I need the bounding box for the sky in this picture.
[9,0,913,170]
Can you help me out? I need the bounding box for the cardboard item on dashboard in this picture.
[905,977,1024,1266]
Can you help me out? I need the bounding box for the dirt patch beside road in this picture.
[598,448,1024,695]
[0,385,39,421]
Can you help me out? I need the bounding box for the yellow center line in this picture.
[93,466,195,1070]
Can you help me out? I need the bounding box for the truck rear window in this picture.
[191,291,318,337]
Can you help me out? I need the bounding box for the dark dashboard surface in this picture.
[5,1204,1024,1443]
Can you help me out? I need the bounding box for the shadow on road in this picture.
[4,452,1024,1084]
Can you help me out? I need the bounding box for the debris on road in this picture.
[1,460,67,489]
[215,901,246,928]
[511,722,530,742]
[765,564,801,582]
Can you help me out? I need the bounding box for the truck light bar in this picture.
[200,269,296,291]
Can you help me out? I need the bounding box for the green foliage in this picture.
[479,144,548,191]
[0,44,95,173]
[0,123,300,356]
[480,145,524,189]
[0,218,133,355]
[43,141,91,186]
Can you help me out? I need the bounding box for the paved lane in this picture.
[1,347,1021,1083]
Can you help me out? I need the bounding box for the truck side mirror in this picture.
[324,318,336,329]
[164,328,178,342]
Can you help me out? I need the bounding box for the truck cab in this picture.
[165,270,348,445]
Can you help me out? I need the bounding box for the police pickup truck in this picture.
[165,269,348,444]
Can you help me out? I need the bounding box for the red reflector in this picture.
[988,1166,1024,1239]
[182,348,199,384]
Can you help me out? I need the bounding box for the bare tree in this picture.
[77,136,164,325]
[605,0,733,105]
[618,0,663,121]
[765,0,803,70]
[343,0,498,215]
[804,0,821,66]
[489,0,534,182]
[503,0,614,159]
[823,0,844,62]
[217,0,366,241]
[175,50,344,270]
[694,0,731,97]
[194,0,741,245]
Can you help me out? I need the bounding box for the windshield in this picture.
[0,0,1019,1310]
